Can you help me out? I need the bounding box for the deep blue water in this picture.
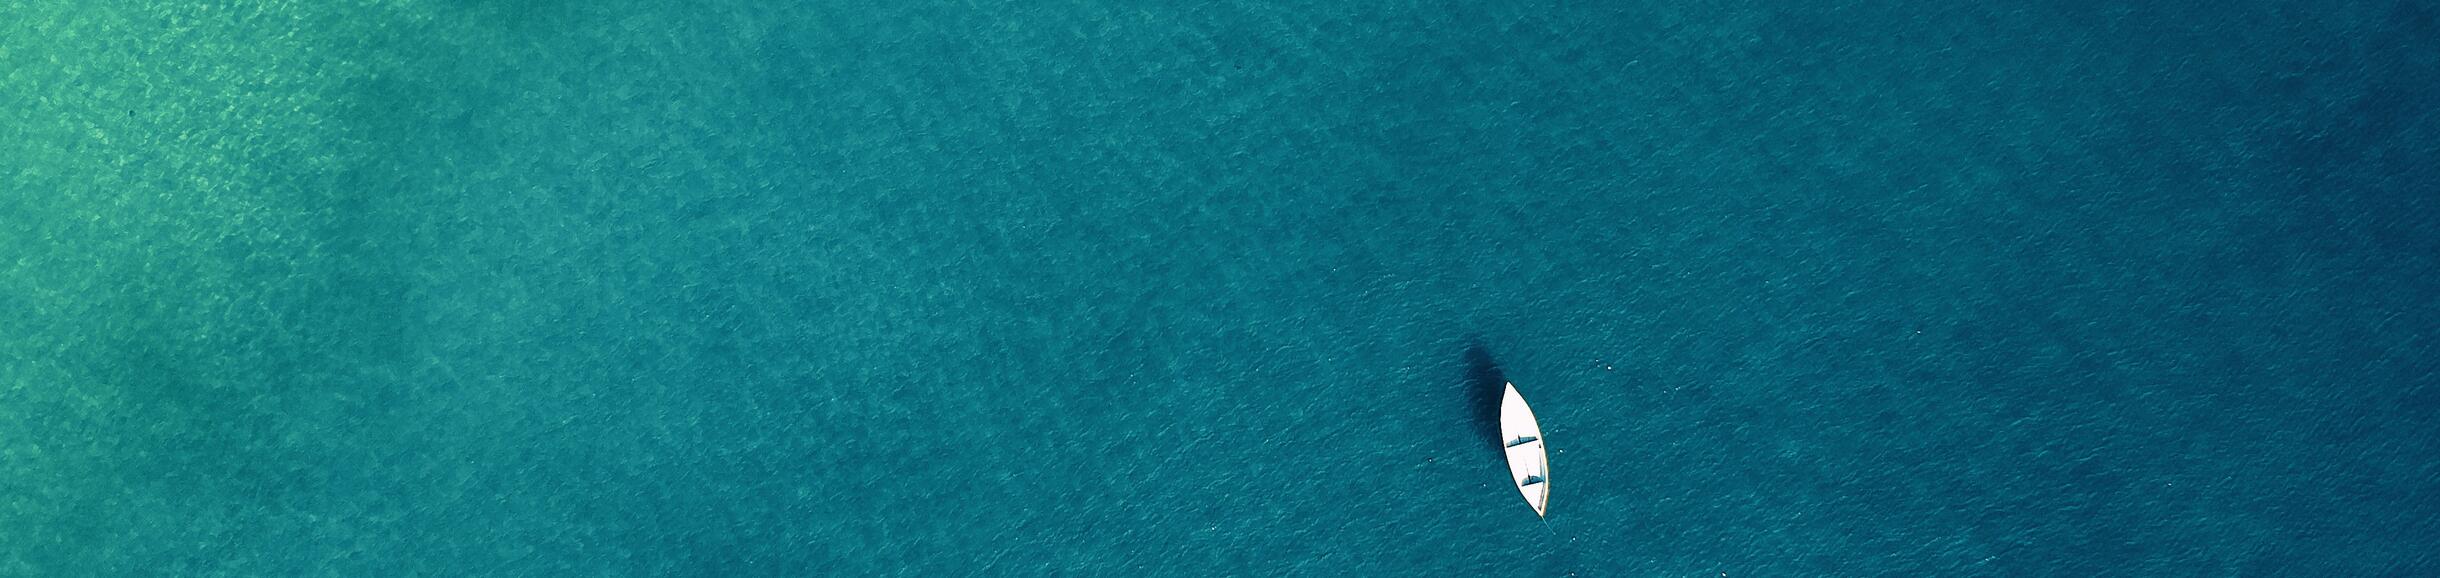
[4,0,2436,575]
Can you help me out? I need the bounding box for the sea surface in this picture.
[4,1,2436,575]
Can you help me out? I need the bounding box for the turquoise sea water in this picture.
[5,1,2436,575]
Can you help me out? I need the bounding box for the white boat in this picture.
[1500,382,1550,518]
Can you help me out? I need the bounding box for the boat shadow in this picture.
[1462,339,1507,457]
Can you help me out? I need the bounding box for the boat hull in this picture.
[1500,382,1549,517]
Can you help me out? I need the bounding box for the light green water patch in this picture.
[0,1,423,573]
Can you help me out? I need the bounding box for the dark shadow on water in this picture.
[1463,339,1507,456]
